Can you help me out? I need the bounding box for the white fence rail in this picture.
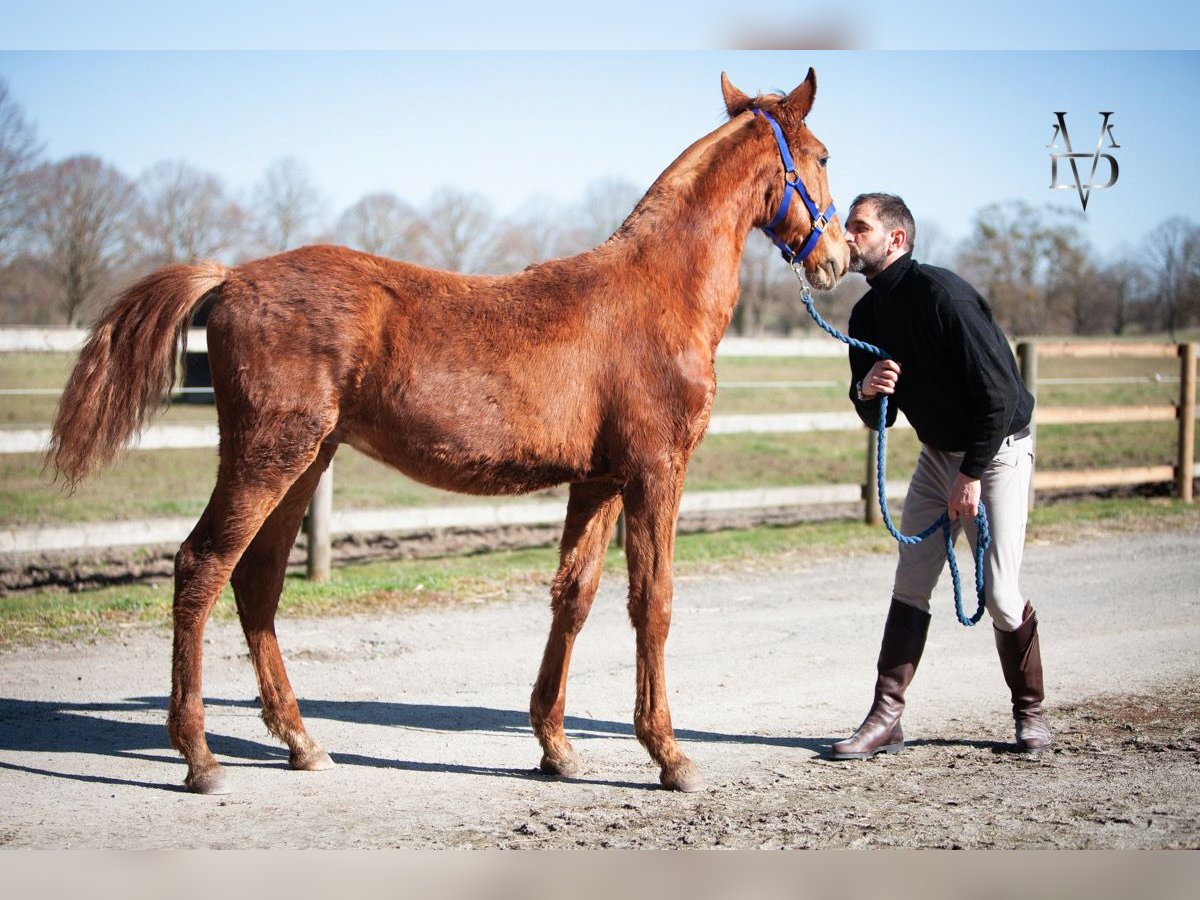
[0,328,210,354]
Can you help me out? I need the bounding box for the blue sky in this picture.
[4,50,1196,258]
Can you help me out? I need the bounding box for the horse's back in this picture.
[206,244,517,394]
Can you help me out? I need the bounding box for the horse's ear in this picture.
[782,68,818,120]
[721,71,753,117]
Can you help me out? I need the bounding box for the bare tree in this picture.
[788,266,869,336]
[1047,226,1098,335]
[25,155,138,325]
[420,186,502,273]
[334,191,426,261]
[914,219,952,268]
[578,176,645,246]
[1090,255,1151,336]
[957,202,1044,333]
[1185,231,1200,330]
[0,78,43,265]
[137,160,246,265]
[1143,216,1200,340]
[486,217,540,274]
[487,195,591,273]
[736,231,786,336]
[0,256,57,325]
[956,201,1096,335]
[251,156,323,253]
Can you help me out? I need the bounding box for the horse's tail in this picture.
[49,261,230,485]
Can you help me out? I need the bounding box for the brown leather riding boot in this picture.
[830,598,931,760]
[994,601,1053,752]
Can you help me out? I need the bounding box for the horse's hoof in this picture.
[660,762,706,793]
[290,747,335,772]
[185,764,231,795]
[539,751,583,779]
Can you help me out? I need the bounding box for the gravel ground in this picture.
[0,525,1197,848]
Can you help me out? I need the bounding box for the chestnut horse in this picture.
[50,70,848,794]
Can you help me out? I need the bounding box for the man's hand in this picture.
[860,359,901,399]
[948,472,981,521]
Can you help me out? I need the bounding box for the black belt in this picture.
[1005,426,1031,444]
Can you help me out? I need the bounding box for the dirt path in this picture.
[1,526,1197,848]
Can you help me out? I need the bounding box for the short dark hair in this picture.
[850,192,916,252]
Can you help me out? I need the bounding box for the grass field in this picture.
[0,349,1191,526]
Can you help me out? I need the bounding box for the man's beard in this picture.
[849,242,888,278]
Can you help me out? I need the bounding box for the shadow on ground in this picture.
[0,694,869,792]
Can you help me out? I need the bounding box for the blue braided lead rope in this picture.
[791,266,989,626]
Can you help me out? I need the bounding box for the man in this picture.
[832,192,1052,759]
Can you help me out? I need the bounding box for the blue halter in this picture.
[753,108,836,264]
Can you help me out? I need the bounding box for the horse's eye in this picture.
[819,156,829,169]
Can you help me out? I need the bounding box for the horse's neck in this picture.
[605,113,773,349]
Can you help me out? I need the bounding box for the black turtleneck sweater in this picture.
[847,253,1034,479]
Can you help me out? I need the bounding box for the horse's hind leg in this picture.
[530,481,622,778]
[623,464,704,792]
[230,442,337,774]
[168,425,330,794]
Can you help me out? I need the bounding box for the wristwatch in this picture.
[855,380,867,401]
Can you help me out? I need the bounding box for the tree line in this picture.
[738,203,1199,341]
[1,79,1197,337]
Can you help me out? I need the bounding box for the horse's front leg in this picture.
[622,464,705,792]
[531,480,623,778]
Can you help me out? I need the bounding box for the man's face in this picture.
[845,203,895,278]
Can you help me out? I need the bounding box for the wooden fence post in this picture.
[1017,340,1038,509]
[1178,342,1197,503]
[864,428,882,525]
[306,462,334,581]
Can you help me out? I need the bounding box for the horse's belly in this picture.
[345,408,596,496]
